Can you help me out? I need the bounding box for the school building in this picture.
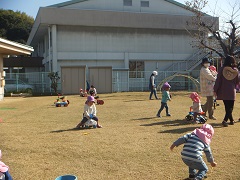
[27,0,219,94]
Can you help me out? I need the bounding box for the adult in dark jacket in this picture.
[214,55,239,127]
[149,71,158,100]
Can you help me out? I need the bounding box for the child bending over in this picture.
[170,124,217,180]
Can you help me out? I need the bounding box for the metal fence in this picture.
[4,70,200,95]
[113,70,200,92]
[5,72,53,95]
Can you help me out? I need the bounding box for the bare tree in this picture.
[185,0,240,58]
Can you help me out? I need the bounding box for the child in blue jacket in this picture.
[156,82,171,117]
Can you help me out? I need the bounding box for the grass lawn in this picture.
[0,91,240,180]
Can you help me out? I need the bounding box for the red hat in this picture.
[209,65,217,74]
[189,92,201,103]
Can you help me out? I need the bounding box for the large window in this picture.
[129,61,145,78]
[123,0,132,6]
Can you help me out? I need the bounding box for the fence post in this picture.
[41,73,44,93]
[16,74,19,92]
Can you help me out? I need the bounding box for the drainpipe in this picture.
[124,52,129,69]
[0,54,4,100]
[48,25,51,72]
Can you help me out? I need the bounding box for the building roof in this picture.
[0,37,34,56]
[165,0,187,9]
[28,0,217,46]
[47,0,210,16]
[48,0,187,9]
[47,0,87,7]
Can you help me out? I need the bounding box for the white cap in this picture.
[152,71,158,76]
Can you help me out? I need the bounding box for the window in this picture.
[123,0,132,6]
[141,1,149,7]
[129,61,145,78]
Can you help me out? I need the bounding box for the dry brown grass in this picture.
[0,91,240,180]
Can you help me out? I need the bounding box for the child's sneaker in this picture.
[166,114,171,116]
[156,114,161,118]
[188,174,195,179]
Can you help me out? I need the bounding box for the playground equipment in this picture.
[84,119,97,128]
[185,107,207,124]
[80,114,97,128]
[54,94,70,107]
[96,99,104,105]
[157,74,200,92]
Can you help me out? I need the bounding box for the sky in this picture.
[0,0,239,20]
[0,0,66,18]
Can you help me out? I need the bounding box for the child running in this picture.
[156,82,171,117]
[76,96,102,128]
[170,124,217,180]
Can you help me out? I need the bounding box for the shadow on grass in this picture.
[132,117,158,120]
[132,116,159,121]
[124,99,146,102]
[140,119,189,127]
[50,128,86,133]
[140,119,224,134]
[159,126,199,134]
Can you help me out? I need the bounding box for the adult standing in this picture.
[149,71,158,100]
[214,55,239,127]
[200,58,217,120]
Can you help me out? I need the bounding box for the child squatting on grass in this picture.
[156,82,171,117]
[0,150,13,180]
[170,124,217,180]
[76,96,102,128]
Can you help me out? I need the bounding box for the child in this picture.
[89,85,97,96]
[209,65,220,109]
[170,124,217,180]
[156,82,171,117]
[79,88,87,97]
[209,65,218,77]
[189,92,204,123]
[0,150,13,180]
[89,85,99,99]
[76,96,102,128]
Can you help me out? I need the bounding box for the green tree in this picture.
[0,9,34,44]
[48,72,60,93]
[185,0,240,58]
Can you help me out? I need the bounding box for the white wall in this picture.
[57,26,194,54]
[55,25,197,71]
